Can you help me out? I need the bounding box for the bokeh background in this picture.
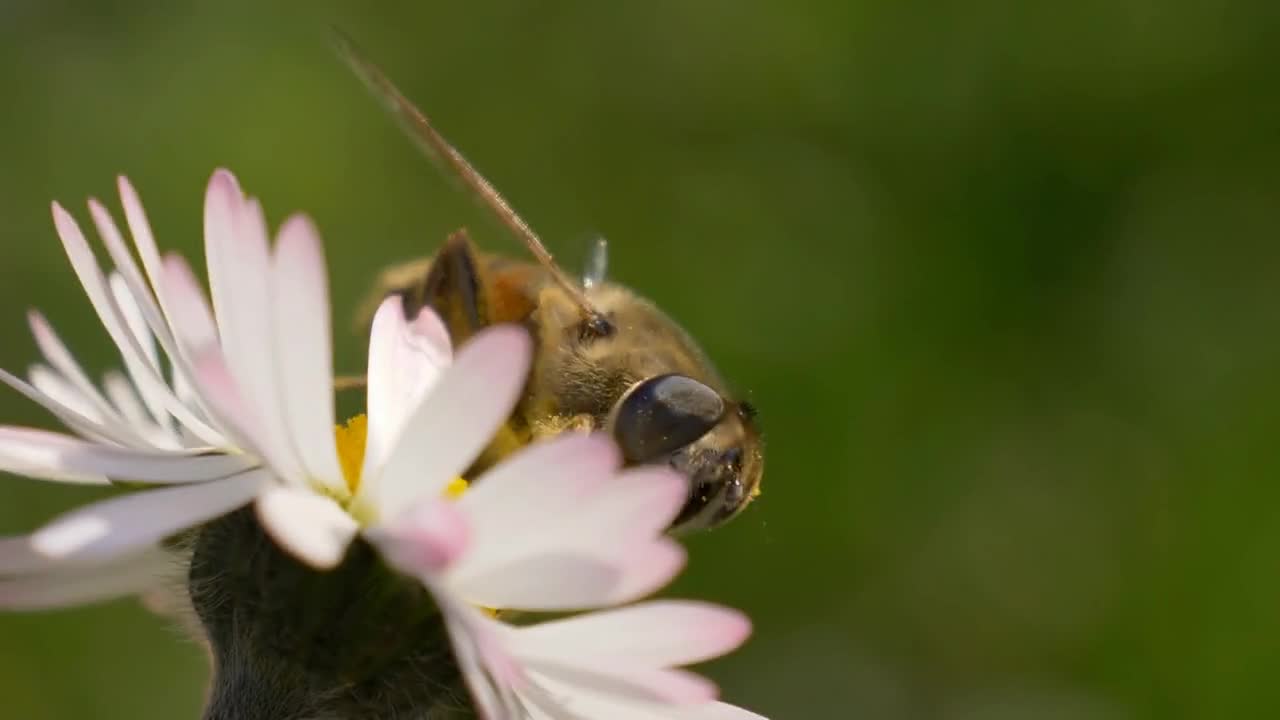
[1,1,1278,718]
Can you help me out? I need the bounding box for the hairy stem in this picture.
[188,508,474,719]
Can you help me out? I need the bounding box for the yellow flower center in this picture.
[334,414,369,493]
[333,414,470,498]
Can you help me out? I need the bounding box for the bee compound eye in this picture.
[612,374,725,463]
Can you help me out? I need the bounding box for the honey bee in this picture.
[335,33,763,531]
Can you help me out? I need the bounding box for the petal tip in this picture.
[50,201,72,225]
[279,212,318,233]
[209,167,240,189]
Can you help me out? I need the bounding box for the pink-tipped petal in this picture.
[201,174,302,482]
[575,467,688,546]
[159,254,219,356]
[636,669,719,704]
[255,488,358,569]
[369,498,471,577]
[509,600,752,669]
[447,448,679,596]
[448,552,621,612]
[442,608,526,719]
[360,299,452,484]
[670,702,770,720]
[599,538,687,606]
[271,215,343,492]
[184,347,301,487]
[369,325,532,519]
[517,678,696,720]
[458,433,620,547]
[30,470,266,563]
[528,665,717,706]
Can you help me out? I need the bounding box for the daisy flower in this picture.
[0,168,530,593]
[0,169,767,718]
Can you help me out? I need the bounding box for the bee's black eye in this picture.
[738,401,758,421]
[612,374,725,462]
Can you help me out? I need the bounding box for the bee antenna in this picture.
[330,28,606,328]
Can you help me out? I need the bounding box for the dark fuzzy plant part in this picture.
[176,508,477,720]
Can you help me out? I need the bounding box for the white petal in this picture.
[115,181,214,429]
[101,371,157,435]
[509,600,751,669]
[0,367,145,448]
[596,538,687,606]
[361,298,452,483]
[29,365,109,425]
[271,215,344,492]
[441,605,527,719]
[184,347,300,484]
[162,246,299,478]
[570,467,689,547]
[528,665,716,706]
[51,203,219,444]
[0,419,110,484]
[109,269,160,375]
[26,311,118,421]
[0,546,172,610]
[0,536,56,574]
[517,680,670,720]
[0,426,255,484]
[116,177,172,331]
[669,702,769,720]
[158,254,219,357]
[521,676,737,720]
[453,537,683,612]
[201,168,245,354]
[458,433,620,546]
[449,455,682,594]
[201,173,301,480]
[30,470,266,563]
[369,326,531,518]
[88,196,180,359]
[255,487,358,569]
[449,552,621,611]
[108,271,171,429]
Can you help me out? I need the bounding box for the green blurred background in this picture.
[2,1,1279,718]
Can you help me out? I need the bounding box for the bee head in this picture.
[609,374,763,531]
